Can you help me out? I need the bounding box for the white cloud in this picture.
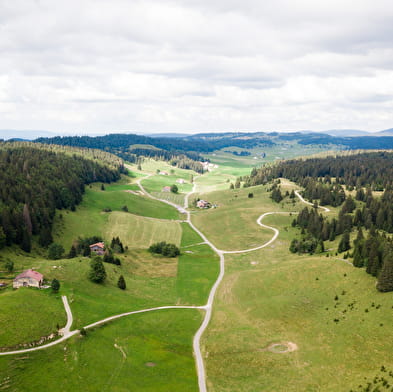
[0,0,392,133]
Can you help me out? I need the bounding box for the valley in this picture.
[1,143,393,392]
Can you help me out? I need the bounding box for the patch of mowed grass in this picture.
[53,184,179,249]
[0,309,202,392]
[191,185,303,251]
[85,182,180,219]
[0,289,66,348]
[105,212,182,249]
[203,215,393,392]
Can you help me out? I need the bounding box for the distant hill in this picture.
[321,129,371,137]
[376,128,393,136]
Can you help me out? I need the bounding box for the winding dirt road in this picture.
[0,174,329,392]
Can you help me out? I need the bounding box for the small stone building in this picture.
[13,269,44,289]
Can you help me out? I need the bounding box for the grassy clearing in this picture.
[203,214,393,392]
[53,182,179,249]
[0,289,66,348]
[0,309,202,392]
[105,212,182,248]
[191,185,303,251]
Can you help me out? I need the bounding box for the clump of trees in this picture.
[170,184,178,194]
[148,242,180,257]
[103,251,121,265]
[48,243,65,260]
[110,237,124,253]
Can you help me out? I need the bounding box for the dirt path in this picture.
[0,176,331,392]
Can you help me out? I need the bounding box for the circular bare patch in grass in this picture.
[267,342,298,354]
[145,362,157,367]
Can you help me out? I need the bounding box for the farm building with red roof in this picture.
[13,269,44,289]
[90,242,105,255]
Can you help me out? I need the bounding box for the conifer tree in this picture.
[117,275,126,290]
[338,231,350,253]
[88,257,106,283]
[377,248,393,292]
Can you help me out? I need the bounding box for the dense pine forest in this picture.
[0,143,123,252]
[244,151,393,189]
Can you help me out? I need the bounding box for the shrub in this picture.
[149,241,180,257]
[88,257,106,283]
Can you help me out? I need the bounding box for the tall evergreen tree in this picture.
[88,257,106,283]
[377,247,393,292]
[338,231,351,253]
[117,275,126,290]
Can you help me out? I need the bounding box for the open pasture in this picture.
[203,214,393,392]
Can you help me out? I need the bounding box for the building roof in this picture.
[90,242,105,249]
[14,269,43,281]
[162,186,171,191]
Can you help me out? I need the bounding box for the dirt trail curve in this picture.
[294,190,330,212]
[0,173,328,392]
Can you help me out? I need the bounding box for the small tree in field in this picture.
[170,184,178,193]
[51,278,60,292]
[88,257,106,283]
[117,275,126,290]
[5,260,14,272]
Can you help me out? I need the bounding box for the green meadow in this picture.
[202,213,393,392]
[53,181,180,250]
[191,184,303,251]
[2,150,393,392]
[0,309,202,392]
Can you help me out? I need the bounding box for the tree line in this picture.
[0,144,122,252]
[243,151,393,191]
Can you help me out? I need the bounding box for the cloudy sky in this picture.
[1,0,393,135]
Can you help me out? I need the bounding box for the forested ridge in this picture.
[244,151,393,190]
[257,151,393,292]
[0,144,123,252]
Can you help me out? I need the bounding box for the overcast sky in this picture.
[1,0,393,135]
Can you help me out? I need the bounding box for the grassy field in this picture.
[191,184,303,251]
[0,210,219,342]
[105,212,182,248]
[202,213,393,392]
[53,182,180,249]
[0,289,66,349]
[0,309,202,392]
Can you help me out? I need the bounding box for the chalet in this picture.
[197,200,211,209]
[159,171,169,176]
[176,179,186,184]
[13,269,43,289]
[90,242,105,255]
[162,186,171,192]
